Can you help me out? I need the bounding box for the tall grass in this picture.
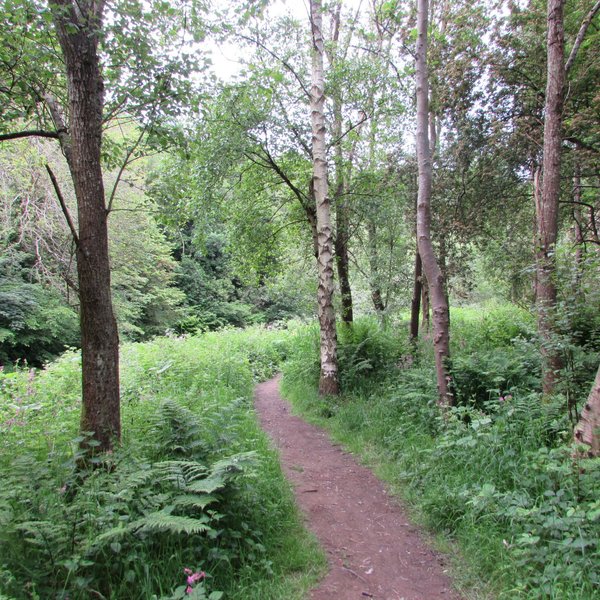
[281,309,600,599]
[0,326,324,600]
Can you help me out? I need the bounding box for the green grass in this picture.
[0,326,325,600]
[280,312,600,600]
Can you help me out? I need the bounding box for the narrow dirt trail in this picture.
[254,376,461,600]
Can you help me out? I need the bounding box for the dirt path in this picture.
[254,376,461,600]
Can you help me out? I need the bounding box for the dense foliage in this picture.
[282,310,600,599]
[0,327,323,599]
[1,0,599,597]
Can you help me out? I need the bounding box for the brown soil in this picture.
[254,376,462,600]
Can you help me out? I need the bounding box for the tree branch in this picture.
[44,93,72,165]
[106,126,148,213]
[238,33,311,99]
[565,0,600,74]
[564,136,600,154]
[45,164,79,246]
[0,130,60,142]
[328,112,369,149]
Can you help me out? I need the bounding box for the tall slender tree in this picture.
[48,0,120,452]
[310,0,339,395]
[537,0,600,395]
[536,0,566,396]
[415,0,452,407]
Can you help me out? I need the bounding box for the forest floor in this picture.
[254,376,462,600]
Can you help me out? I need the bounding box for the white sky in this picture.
[209,0,364,80]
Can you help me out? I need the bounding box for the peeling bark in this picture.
[310,0,339,395]
[574,363,600,456]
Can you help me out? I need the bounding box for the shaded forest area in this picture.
[1,0,599,598]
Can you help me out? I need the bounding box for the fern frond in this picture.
[89,523,137,547]
[187,476,226,494]
[172,494,218,510]
[133,511,212,535]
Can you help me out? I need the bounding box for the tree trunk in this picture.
[333,112,353,325]
[310,0,339,395]
[415,0,452,407]
[574,363,600,456]
[330,3,353,326]
[334,192,353,325]
[367,219,386,318]
[410,249,422,343]
[421,281,431,336]
[537,0,566,396]
[50,0,120,452]
[307,180,320,260]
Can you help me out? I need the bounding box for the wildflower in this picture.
[183,568,205,595]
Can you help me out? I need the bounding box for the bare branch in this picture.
[45,164,79,246]
[0,130,60,142]
[328,112,369,149]
[238,33,311,99]
[106,126,148,213]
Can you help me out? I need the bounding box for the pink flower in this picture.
[183,568,205,594]
[187,571,205,585]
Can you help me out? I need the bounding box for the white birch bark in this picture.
[310,0,339,395]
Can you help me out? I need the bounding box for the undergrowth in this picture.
[0,326,323,600]
[281,309,600,599]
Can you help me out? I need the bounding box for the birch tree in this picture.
[311,0,339,395]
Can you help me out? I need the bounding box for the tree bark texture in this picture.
[410,249,422,343]
[50,0,121,452]
[574,363,600,456]
[415,0,452,407]
[334,187,353,325]
[421,281,431,336]
[333,111,353,325]
[310,0,339,395]
[330,5,353,326]
[537,0,566,396]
